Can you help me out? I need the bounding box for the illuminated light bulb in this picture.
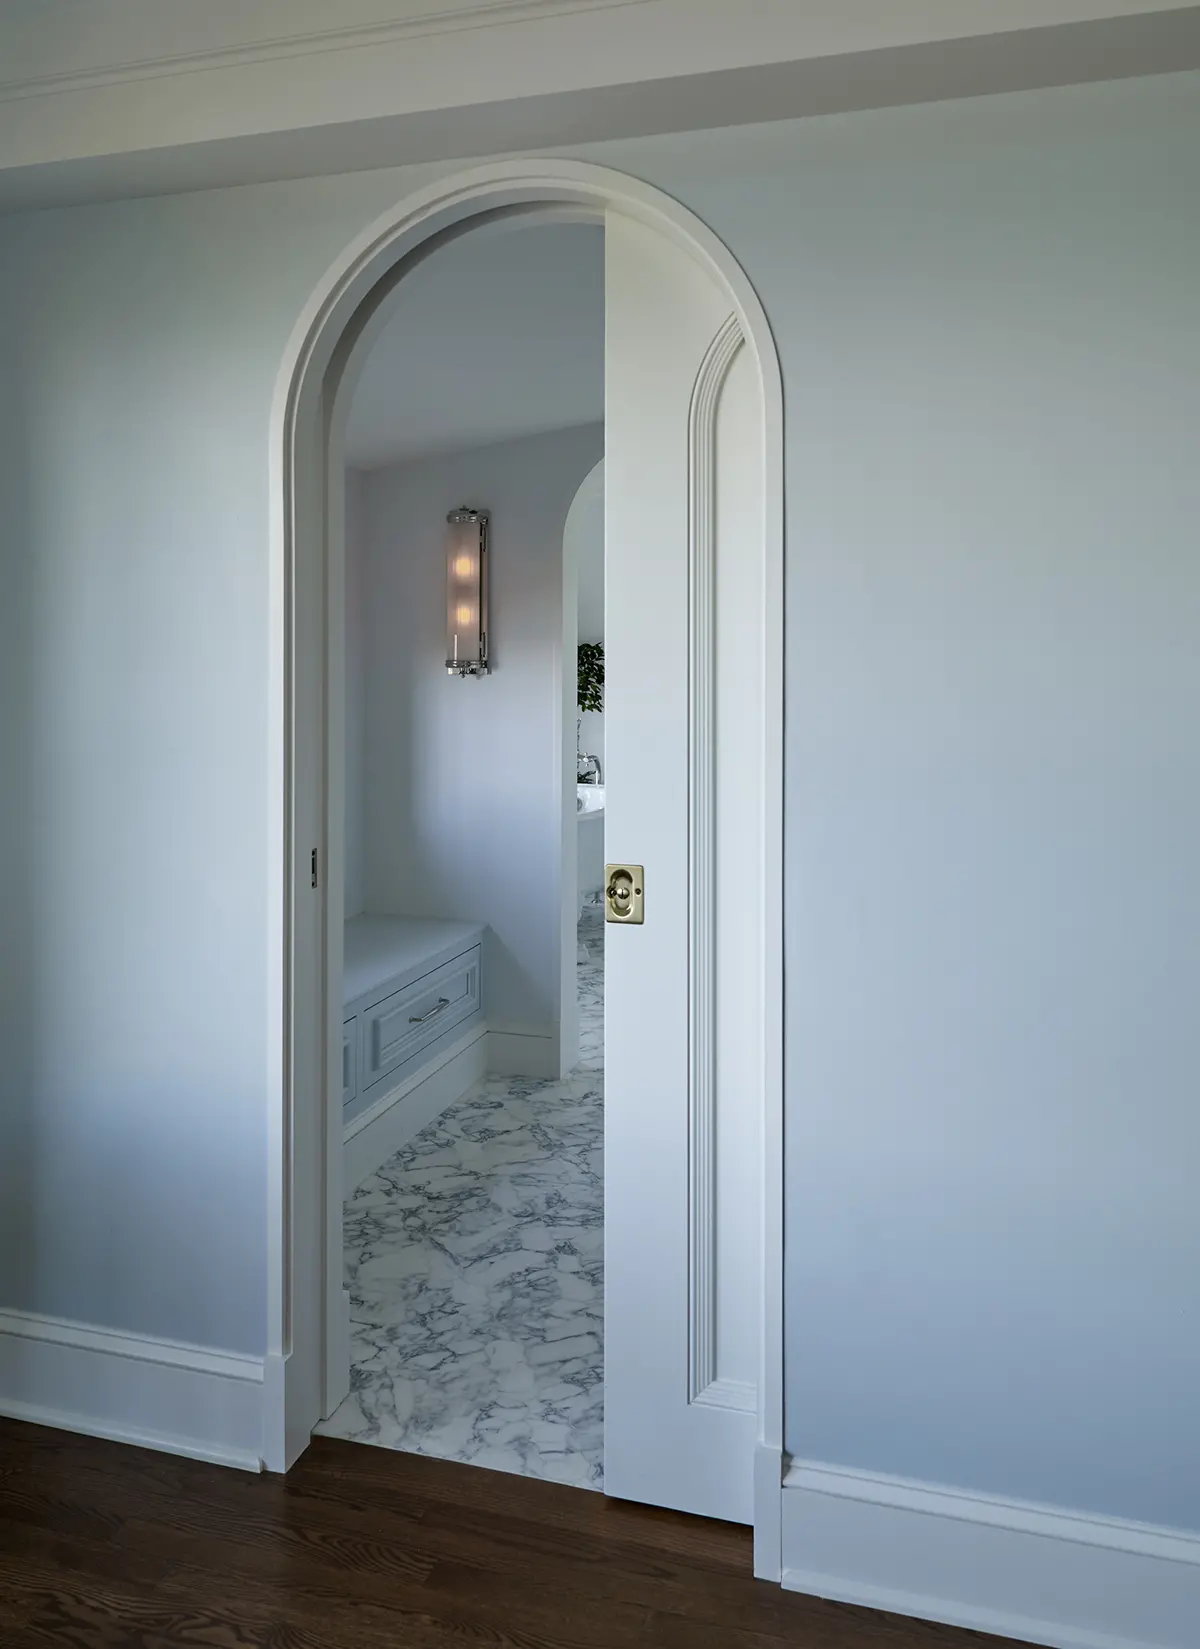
[453,554,475,579]
[456,604,475,627]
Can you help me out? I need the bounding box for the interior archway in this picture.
[266,158,784,1573]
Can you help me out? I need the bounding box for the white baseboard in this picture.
[486,1027,559,1078]
[782,1460,1200,1649]
[344,1022,488,1189]
[0,1308,263,1470]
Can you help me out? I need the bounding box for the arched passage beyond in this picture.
[265,159,784,1573]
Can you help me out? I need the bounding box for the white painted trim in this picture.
[326,1288,351,1423]
[270,161,784,1538]
[754,194,786,1582]
[0,1310,260,1381]
[686,312,743,1406]
[782,1461,1200,1649]
[754,1443,785,1583]
[0,0,650,103]
[693,1376,756,1413]
[784,1460,1200,1563]
[344,1022,490,1189]
[0,1309,264,1472]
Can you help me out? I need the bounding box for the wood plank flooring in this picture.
[0,1418,1026,1648]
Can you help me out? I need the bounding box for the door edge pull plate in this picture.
[605,864,644,925]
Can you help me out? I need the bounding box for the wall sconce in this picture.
[445,507,489,677]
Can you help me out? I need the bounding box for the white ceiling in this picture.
[344,219,604,469]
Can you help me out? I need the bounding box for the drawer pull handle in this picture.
[409,997,451,1025]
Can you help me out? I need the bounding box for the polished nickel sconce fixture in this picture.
[445,507,489,677]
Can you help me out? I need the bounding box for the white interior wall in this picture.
[359,424,604,1061]
[343,466,367,920]
[0,71,1196,1553]
[575,474,605,776]
[774,92,1200,1529]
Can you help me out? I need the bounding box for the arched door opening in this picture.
[267,160,784,1572]
[323,217,607,1487]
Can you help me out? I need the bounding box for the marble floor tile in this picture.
[576,897,604,1073]
[317,913,605,1490]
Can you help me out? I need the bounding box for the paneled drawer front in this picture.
[361,946,481,1092]
[342,1018,357,1109]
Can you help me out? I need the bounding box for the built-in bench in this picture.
[342,914,487,1188]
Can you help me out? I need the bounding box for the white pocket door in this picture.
[603,213,766,1526]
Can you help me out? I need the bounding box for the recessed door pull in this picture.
[606,864,644,925]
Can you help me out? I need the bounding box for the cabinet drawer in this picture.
[342,1018,357,1109]
[360,946,481,1091]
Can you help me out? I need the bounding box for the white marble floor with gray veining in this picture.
[316,903,605,1488]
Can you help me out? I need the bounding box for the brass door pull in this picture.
[605,864,644,925]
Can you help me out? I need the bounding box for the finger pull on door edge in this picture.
[606,864,644,925]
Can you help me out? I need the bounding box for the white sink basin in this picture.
[577,783,605,818]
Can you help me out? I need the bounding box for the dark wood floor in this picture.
[0,1417,1026,1648]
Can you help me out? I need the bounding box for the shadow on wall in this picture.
[0,268,38,1311]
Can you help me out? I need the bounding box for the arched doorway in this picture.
[265,159,784,1573]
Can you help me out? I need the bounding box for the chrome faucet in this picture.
[577,751,602,785]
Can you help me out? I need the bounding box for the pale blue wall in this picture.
[749,92,1200,1528]
[0,71,1197,1526]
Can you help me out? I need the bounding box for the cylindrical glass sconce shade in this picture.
[446,507,489,676]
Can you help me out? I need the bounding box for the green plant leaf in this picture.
[577,642,604,715]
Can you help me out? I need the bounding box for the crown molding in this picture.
[0,0,652,104]
[2,4,1197,213]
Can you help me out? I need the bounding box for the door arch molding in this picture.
[265,158,784,1575]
